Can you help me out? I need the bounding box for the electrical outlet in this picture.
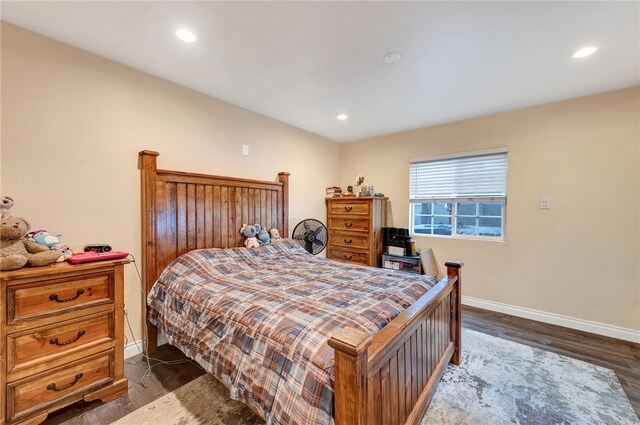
[539,197,550,209]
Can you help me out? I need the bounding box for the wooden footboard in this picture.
[329,261,462,425]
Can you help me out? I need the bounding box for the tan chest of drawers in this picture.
[326,197,387,267]
[0,259,129,425]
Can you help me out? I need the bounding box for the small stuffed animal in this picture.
[240,223,260,249]
[269,228,282,241]
[0,217,62,271]
[27,230,63,248]
[257,227,271,245]
[52,244,73,262]
[0,196,14,219]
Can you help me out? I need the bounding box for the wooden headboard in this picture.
[139,150,289,353]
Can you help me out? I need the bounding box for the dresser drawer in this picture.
[9,272,114,323]
[328,201,370,216]
[329,232,369,249]
[328,248,369,265]
[8,313,113,375]
[328,217,369,232]
[9,351,112,419]
[326,197,387,268]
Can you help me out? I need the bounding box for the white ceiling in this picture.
[2,1,639,142]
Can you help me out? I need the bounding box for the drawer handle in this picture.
[344,223,353,228]
[344,206,353,211]
[344,239,353,244]
[344,254,353,260]
[49,289,85,303]
[50,329,86,346]
[47,373,83,392]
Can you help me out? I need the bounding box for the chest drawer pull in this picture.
[47,373,83,392]
[49,289,85,303]
[344,223,353,228]
[344,238,353,244]
[344,254,353,260]
[344,206,353,211]
[49,329,86,346]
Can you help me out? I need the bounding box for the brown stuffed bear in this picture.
[0,217,62,271]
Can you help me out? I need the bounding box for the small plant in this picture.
[354,175,364,186]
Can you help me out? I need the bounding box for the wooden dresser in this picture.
[0,259,129,425]
[326,197,387,267]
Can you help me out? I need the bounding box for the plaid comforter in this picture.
[147,239,437,425]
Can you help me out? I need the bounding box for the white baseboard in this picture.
[124,340,144,359]
[158,333,168,346]
[123,307,169,359]
[462,295,640,344]
[124,334,169,359]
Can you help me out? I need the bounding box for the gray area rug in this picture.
[422,329,638,425]
[113,329,638,425]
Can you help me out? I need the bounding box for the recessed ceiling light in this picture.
[176,29,196,43]
[382,52,402,65]
[572,46,597,59]
[336,114,348,121]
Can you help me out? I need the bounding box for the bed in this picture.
[139,150,463,425]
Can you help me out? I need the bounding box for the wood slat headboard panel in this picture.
[139,150,289,353]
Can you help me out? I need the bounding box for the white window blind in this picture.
[410,151,508,203]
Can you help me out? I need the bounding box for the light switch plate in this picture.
[242,144,249,156]
[539,197,549,209]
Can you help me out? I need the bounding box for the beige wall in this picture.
[340,87,640,332]
[0,23,341,343]
[2,22,639,342]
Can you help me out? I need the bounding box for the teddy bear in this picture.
[269,228,282,241]
[257,227,271,245]
[0,217,62,271]
[240,223,260,249]
[0,196,14,219]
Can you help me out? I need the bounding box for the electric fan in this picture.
[292,219,328,255]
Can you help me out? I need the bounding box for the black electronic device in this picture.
[83,244,112,253]
[292,219,328,255]
[383,227,412,256]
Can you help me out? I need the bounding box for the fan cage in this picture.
[292,219,328,255]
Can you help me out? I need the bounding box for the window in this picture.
[410,149,508,239]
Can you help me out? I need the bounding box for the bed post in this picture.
[278,172,290,237]
[445,261,463,365]
[139,150,160,355]
[328,328,372,425]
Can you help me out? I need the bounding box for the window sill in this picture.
[410,233,506,243]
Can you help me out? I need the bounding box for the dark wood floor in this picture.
[44,306,640,424]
